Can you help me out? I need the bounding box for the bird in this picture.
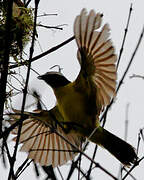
[9,9,137,167]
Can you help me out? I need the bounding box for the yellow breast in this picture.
[54,81,97,129]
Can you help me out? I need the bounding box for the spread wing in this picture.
[9,107,82,167]
[74,9,117,111]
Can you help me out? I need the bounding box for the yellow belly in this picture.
[54,82,97,129]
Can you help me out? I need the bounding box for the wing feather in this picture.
[74,9,117,109]
[39,128,47,165]
[9,107,82,167]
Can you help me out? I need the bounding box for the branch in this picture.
[0,0,13,135]
[54,130,118,180]
[38,23,67,30]
[122,156,144,180]
[0,0,15,178]
[130,74,144,79]
[86,145,98,179]
[37,13,58,17]
[100,24,144,125]
[9,36,75,69]
[8,0,40,179]
[116,3,133,69]
[117,103,130,179]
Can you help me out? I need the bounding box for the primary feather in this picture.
[9,108,82,167]
[75,9,117,109]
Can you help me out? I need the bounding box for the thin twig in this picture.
[25,0,32,7]
[33,163,40,177]
[66,161,78,180]
[8,1,40,179]
[9,36,75,69]
[38,24,66,30]
[2,135,12,168]
[100,25,144,125]
[76,164,87,180]
[15,158,29,177]
[116,4,133,70]
[11,74,25,88]
[54,130,118,180]
[86,145,98,179]
[136,132,141,155]
[57,167,64,180]
[66,142,89,180]
[122,157,144,180]
[117,103,130,179]
[130,74,144,79]
[7,81,21,93]
[140,128,144,142]
[123,167,137,180]
[0,118,24,139]
[124,103,129,142]
[116,25,144,93]
[16,160,33,178]
[37,13,58,17]
[78,153,82,180]
[99,4,133,127]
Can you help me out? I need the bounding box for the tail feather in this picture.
[90,127,137,166]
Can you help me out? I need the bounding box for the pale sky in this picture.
[1,0,144,179]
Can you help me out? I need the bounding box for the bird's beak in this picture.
[37,73,48,80]
[37,72,60,80]
[37,75,43,80]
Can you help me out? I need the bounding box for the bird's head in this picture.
[38,71,70,89]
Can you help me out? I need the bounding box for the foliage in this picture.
[0,1,33,62]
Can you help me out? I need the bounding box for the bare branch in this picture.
[8,1,40,179]
[38,23,67,30]
[124,103,130,142]
[9,36,75,69]
[116,4,133,70]
[130,74,144,79]
[37,13,58,17]
[122,157,144,180]
[100,25,144,125]
[0,0,13,136]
